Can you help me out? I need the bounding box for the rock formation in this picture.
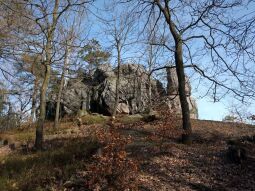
[164,68,198,119]
[48,63,198,119]
[61,64,164,115]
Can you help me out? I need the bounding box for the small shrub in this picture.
[85,128,139,191]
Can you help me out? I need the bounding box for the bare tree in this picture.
[102,5,137,118]
[118,0,255,144]
[54,24,76,129]
[18,53,44,122]
[143,14,165,113]
[224,100,255,124]
[24,0,93,150]
[0,1,42,126]
[0,0,35,77]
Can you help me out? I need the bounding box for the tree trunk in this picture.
[54,45,70,128]
[166,67,178,95]
[175,41,192,144]
[147,43,154,113]
[147,75,152,112]
[34,0,59,150]
[35,64,51,150]
[112,43,121,117]
[31,77,38,122]
[35,36,53,149]
[155,2,192,144]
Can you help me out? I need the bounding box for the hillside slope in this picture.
[0,115,255,190]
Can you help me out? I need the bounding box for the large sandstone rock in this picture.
[48,64,198,119]
[163,96,198,119]
[165,67,198,119]
[62,80,90,113]
[166,67,191,96]
[116,103,130,114]
[61,64,164,115]
[90,64,165,114]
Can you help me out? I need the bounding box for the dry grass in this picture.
[0,138,100,191]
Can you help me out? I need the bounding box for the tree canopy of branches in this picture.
[0,0,93,149]
[117,0,255,143]
[0,0,254,147]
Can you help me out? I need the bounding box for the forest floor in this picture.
[0,114,255,191]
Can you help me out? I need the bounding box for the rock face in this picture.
[164,68,198,119]
[51,64,198,118]
[61,64,164,115]
[166,68,191,96]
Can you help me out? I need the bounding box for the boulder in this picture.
[165,68,198,119]
[62,80,90,113]
[47,63,198,119]
[116,103,130,114]
[166,67,191,96]
[61,64,164,116]
[162,95,198,119]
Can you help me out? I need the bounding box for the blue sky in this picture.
[86,0,255,121]
[195,94,228,121]
[1,0,254,122]
[195,95,255,121]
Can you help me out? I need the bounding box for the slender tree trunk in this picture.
[112,43,121,117]
[137,78,142,111]
[175,41,192,144]
[34,0,59,150]
[54,45,70,128]
[147,44,153,113]
[35,36,53,150]
[148,75,152,112]
[31,77,38,122]
[155,1,192,144]
[35,63,51,149]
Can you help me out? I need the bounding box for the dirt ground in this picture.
[1,117,255,190]
[122,119,255,191]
